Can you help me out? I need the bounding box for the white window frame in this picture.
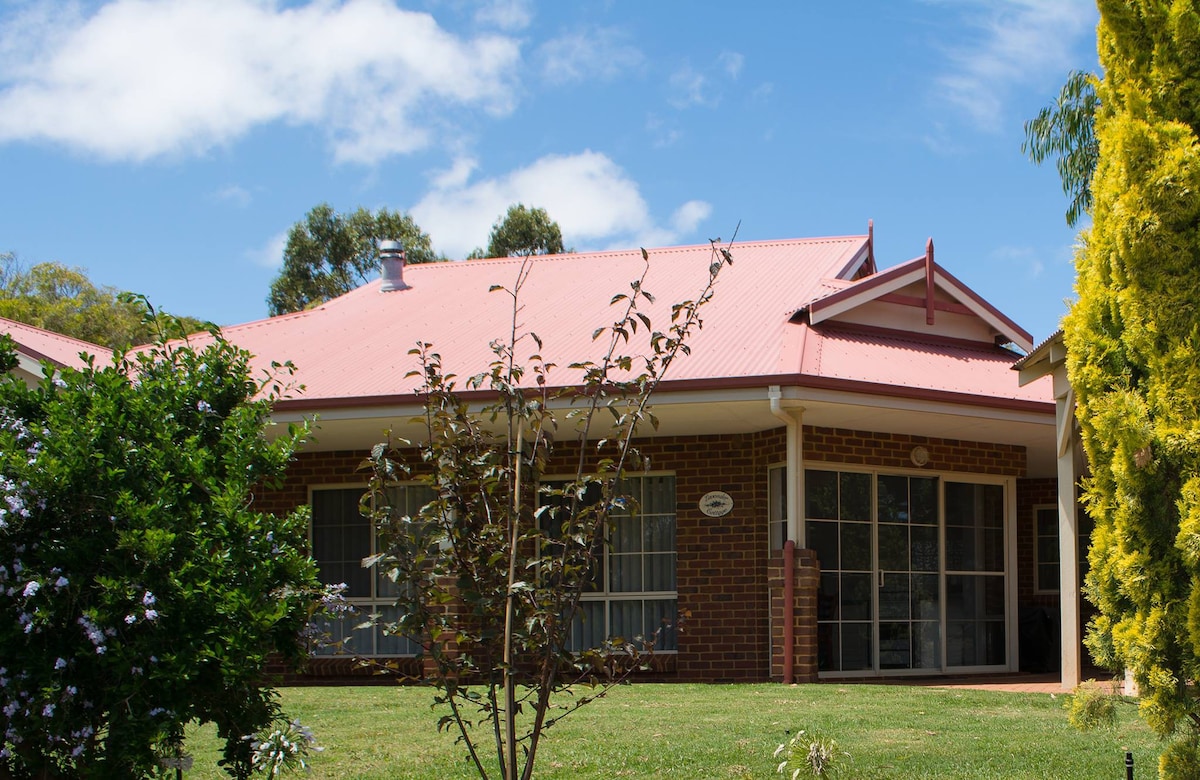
[1033,503,1060,595]
[539,472,678,653]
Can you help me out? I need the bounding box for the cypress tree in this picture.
[1065,0,1200,760]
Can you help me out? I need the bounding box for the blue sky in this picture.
[0,0,1098,342]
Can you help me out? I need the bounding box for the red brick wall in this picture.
[259,424,1032,683]
[803,426,1026,475]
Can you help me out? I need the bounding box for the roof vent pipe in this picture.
[379,240,410,292]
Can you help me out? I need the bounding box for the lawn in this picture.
[185,682,1158,779]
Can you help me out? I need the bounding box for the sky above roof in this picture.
[0,0,1098,343]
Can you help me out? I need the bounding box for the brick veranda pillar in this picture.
[768,547,819,682]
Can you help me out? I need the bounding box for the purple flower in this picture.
[142,591,156,606]
[54,576,68,589]
[143,609,158,621]
[21,581,39,598]
[54,658,66,670]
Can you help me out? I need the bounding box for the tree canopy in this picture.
[1023,69,1100,227]
[1064,0,1200,771]
[267,204,438,315]
[468,204,565,259]
[0,254,205,348]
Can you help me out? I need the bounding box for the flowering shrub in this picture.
[0,315,323,778]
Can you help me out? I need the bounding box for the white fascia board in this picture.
[807,267,926,324]
[935,273,1034,352]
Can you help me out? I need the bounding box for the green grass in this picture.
[184,682,1158,779]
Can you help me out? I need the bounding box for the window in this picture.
[1033,504,1094,594]
[309,484,434,656]
[768,464,787,550]
[542,475,678,652]
[1034,505,1059,593]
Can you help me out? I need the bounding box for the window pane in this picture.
[879,573,910,620]
[818,572,840,620]
[911,573,939,620]
[818,623,839,672]
[879,622,910,669]
[878,524,908,571]
[375,605,419,655]
[643,513,675,553]
[641,475,676,515]
[611,516,641,553]
[311,488,370,596]
[877,475,909,523]
[911,525,939,572]
[805,470,838,519]
[911,477,938,525]
[841,522,871,571]
[569,601,606,652]
[609,554,642,592]
[840,472,872,521]
[807,521,839,570]
[841,573,873,621]
[840,623,872,671]
[609,600,643,642]
[645,599,678,651]
[644,552,676,591]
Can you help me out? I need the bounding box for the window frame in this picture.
[1033,503,1060,595]
[308,481,433,658]
[538,472,679,653]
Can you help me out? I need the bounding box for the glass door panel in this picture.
[944,481,1006,667]
[876,475,940,672]
[808,470,873,672]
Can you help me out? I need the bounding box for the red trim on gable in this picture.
[878,292,974,316]
[930,262,1033,348]
[924,239,935,326]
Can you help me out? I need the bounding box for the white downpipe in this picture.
[769,386,803,546]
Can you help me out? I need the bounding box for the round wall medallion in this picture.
[699,490,734,517]
[910,446,930,467]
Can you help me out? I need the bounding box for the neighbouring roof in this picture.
[214,235,1051,413]
[1,316,106,379]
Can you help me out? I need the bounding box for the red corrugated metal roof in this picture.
[800,324,1044,402]
[0,317,105,370]
[213,235,1048,408]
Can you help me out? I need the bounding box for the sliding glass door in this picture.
[806,468,1008,675]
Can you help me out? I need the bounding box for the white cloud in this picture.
[668,65,713,109]
[0,0,522,163]
[932,0,1096,127]
[667,50,744,110]
[473,0,533,31]
[246,230,288,269]
[718,51,744,80]
[412,151,712,257]
[213,184,252,208]
[537,26,644,86]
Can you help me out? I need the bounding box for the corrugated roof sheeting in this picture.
[0,316,106,369]
[802,326,1050,402]
[222,237,872,401]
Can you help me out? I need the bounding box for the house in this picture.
[217,229,1071,685]
[2,230,1081,686]
[0,316,105,386]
